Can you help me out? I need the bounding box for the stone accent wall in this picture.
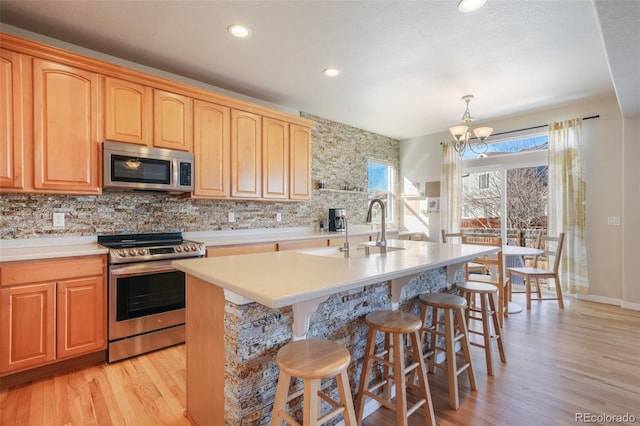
[0,113,399,240]
[222,267,459,425]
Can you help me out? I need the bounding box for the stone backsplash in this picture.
[222,266,456,425]
[0,113,399,240]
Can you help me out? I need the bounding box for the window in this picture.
[461,134,548,247]
[368,160,394,222]
[478,173,490,190]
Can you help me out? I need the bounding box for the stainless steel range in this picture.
[98,232,205,362]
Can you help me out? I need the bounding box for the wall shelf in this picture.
[318,188,367,194]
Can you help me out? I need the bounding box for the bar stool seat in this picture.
[419,292,477,410]
[356,310,436,426]
[457,281,506,376]
[271,339,357,426]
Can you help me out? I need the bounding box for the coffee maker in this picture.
[329,208,346,232]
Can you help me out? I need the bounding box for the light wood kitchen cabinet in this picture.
[56,275,106,359]
[103,76,153,146]
[0,255,107,375]
[207,243,276,257]
[277,238,328,251]
[231,109,262,198]
[262,117,289,199]
[193,100,230,198]
[289,124,311,200]
[154,89,193,151]
[32,58,100,194]
[0,49,28,190]
[0,283,56,373]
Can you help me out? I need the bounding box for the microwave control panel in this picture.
[179,162,192,186]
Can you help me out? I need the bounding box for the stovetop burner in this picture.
[98,232,205,264]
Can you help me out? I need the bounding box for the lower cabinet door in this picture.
[56,276,106,359]
[0,283,56,374]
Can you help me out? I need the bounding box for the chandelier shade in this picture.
[449,95,493,156]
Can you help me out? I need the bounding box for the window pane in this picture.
[368,162,389,191]
[462,170,502,235]
[462,135,548,159]
[368,160,393,222]
[506,166,548,246]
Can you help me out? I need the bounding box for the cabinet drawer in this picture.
[0,255,105,287]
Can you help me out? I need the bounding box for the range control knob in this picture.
[129,249,138,256]
[139,249,148,256]
[117,249,128,257]
[189,244,197,251]
[175,245,183,252]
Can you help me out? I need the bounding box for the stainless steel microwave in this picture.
[103,141,194,193]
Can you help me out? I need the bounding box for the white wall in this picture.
[622,116,640,308]
[400,96,636,307]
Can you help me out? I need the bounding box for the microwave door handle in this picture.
[172,159,178,187]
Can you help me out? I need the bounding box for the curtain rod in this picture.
[487,115,600,138]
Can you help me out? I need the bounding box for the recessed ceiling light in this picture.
[228,24,251,38]
[322,67,341,77]
[458,0,486,12]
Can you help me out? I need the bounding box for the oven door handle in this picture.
[109,259,183,277]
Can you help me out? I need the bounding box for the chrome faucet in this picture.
[366,198,387,252]
[337,215,350,257]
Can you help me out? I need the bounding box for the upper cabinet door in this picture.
[0,49,27,190]
[262,117,289,199]
[290,125,311,200]
[153,89,193,151]
[104,77,152,146]
[32,59,100,194]
[193,100,230,198]
[231,110,262,198]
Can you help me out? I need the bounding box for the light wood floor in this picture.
[2,294,639,425]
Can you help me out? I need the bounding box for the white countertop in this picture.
[0,237,109,262]
[0,226,394,262]
[172,239,498,309]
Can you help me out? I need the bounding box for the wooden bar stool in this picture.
[271,339,357,426]
[419,292,477,410]
[355,310,436,426]
[457,281,506,376]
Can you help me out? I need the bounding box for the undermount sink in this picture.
[298,245,405,259]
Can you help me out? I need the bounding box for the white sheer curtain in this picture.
[440,141,462,239]
[548,118,589,294]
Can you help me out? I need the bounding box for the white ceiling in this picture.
[1,0,638,140]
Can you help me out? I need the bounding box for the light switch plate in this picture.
[607,216,621,226]
[276,213,282,222]
[228,212,235,223]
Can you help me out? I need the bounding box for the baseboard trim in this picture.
[574,294,640,311]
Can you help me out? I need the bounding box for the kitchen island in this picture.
[173,239,497,425]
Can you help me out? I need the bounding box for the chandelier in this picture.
[449,95,493,156]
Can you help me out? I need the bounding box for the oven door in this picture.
[109,259,186,341]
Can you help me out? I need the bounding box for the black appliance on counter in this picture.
[98,232,205,362]
[329,208,346,232]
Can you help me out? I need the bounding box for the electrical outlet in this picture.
[276,213,282,222]
[228,212,235,223]
[53,212,65,228]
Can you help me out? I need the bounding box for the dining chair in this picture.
[507,233,565,310]
[461,236,508,327]
[441,230,488,275]
[508,231,542,299]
